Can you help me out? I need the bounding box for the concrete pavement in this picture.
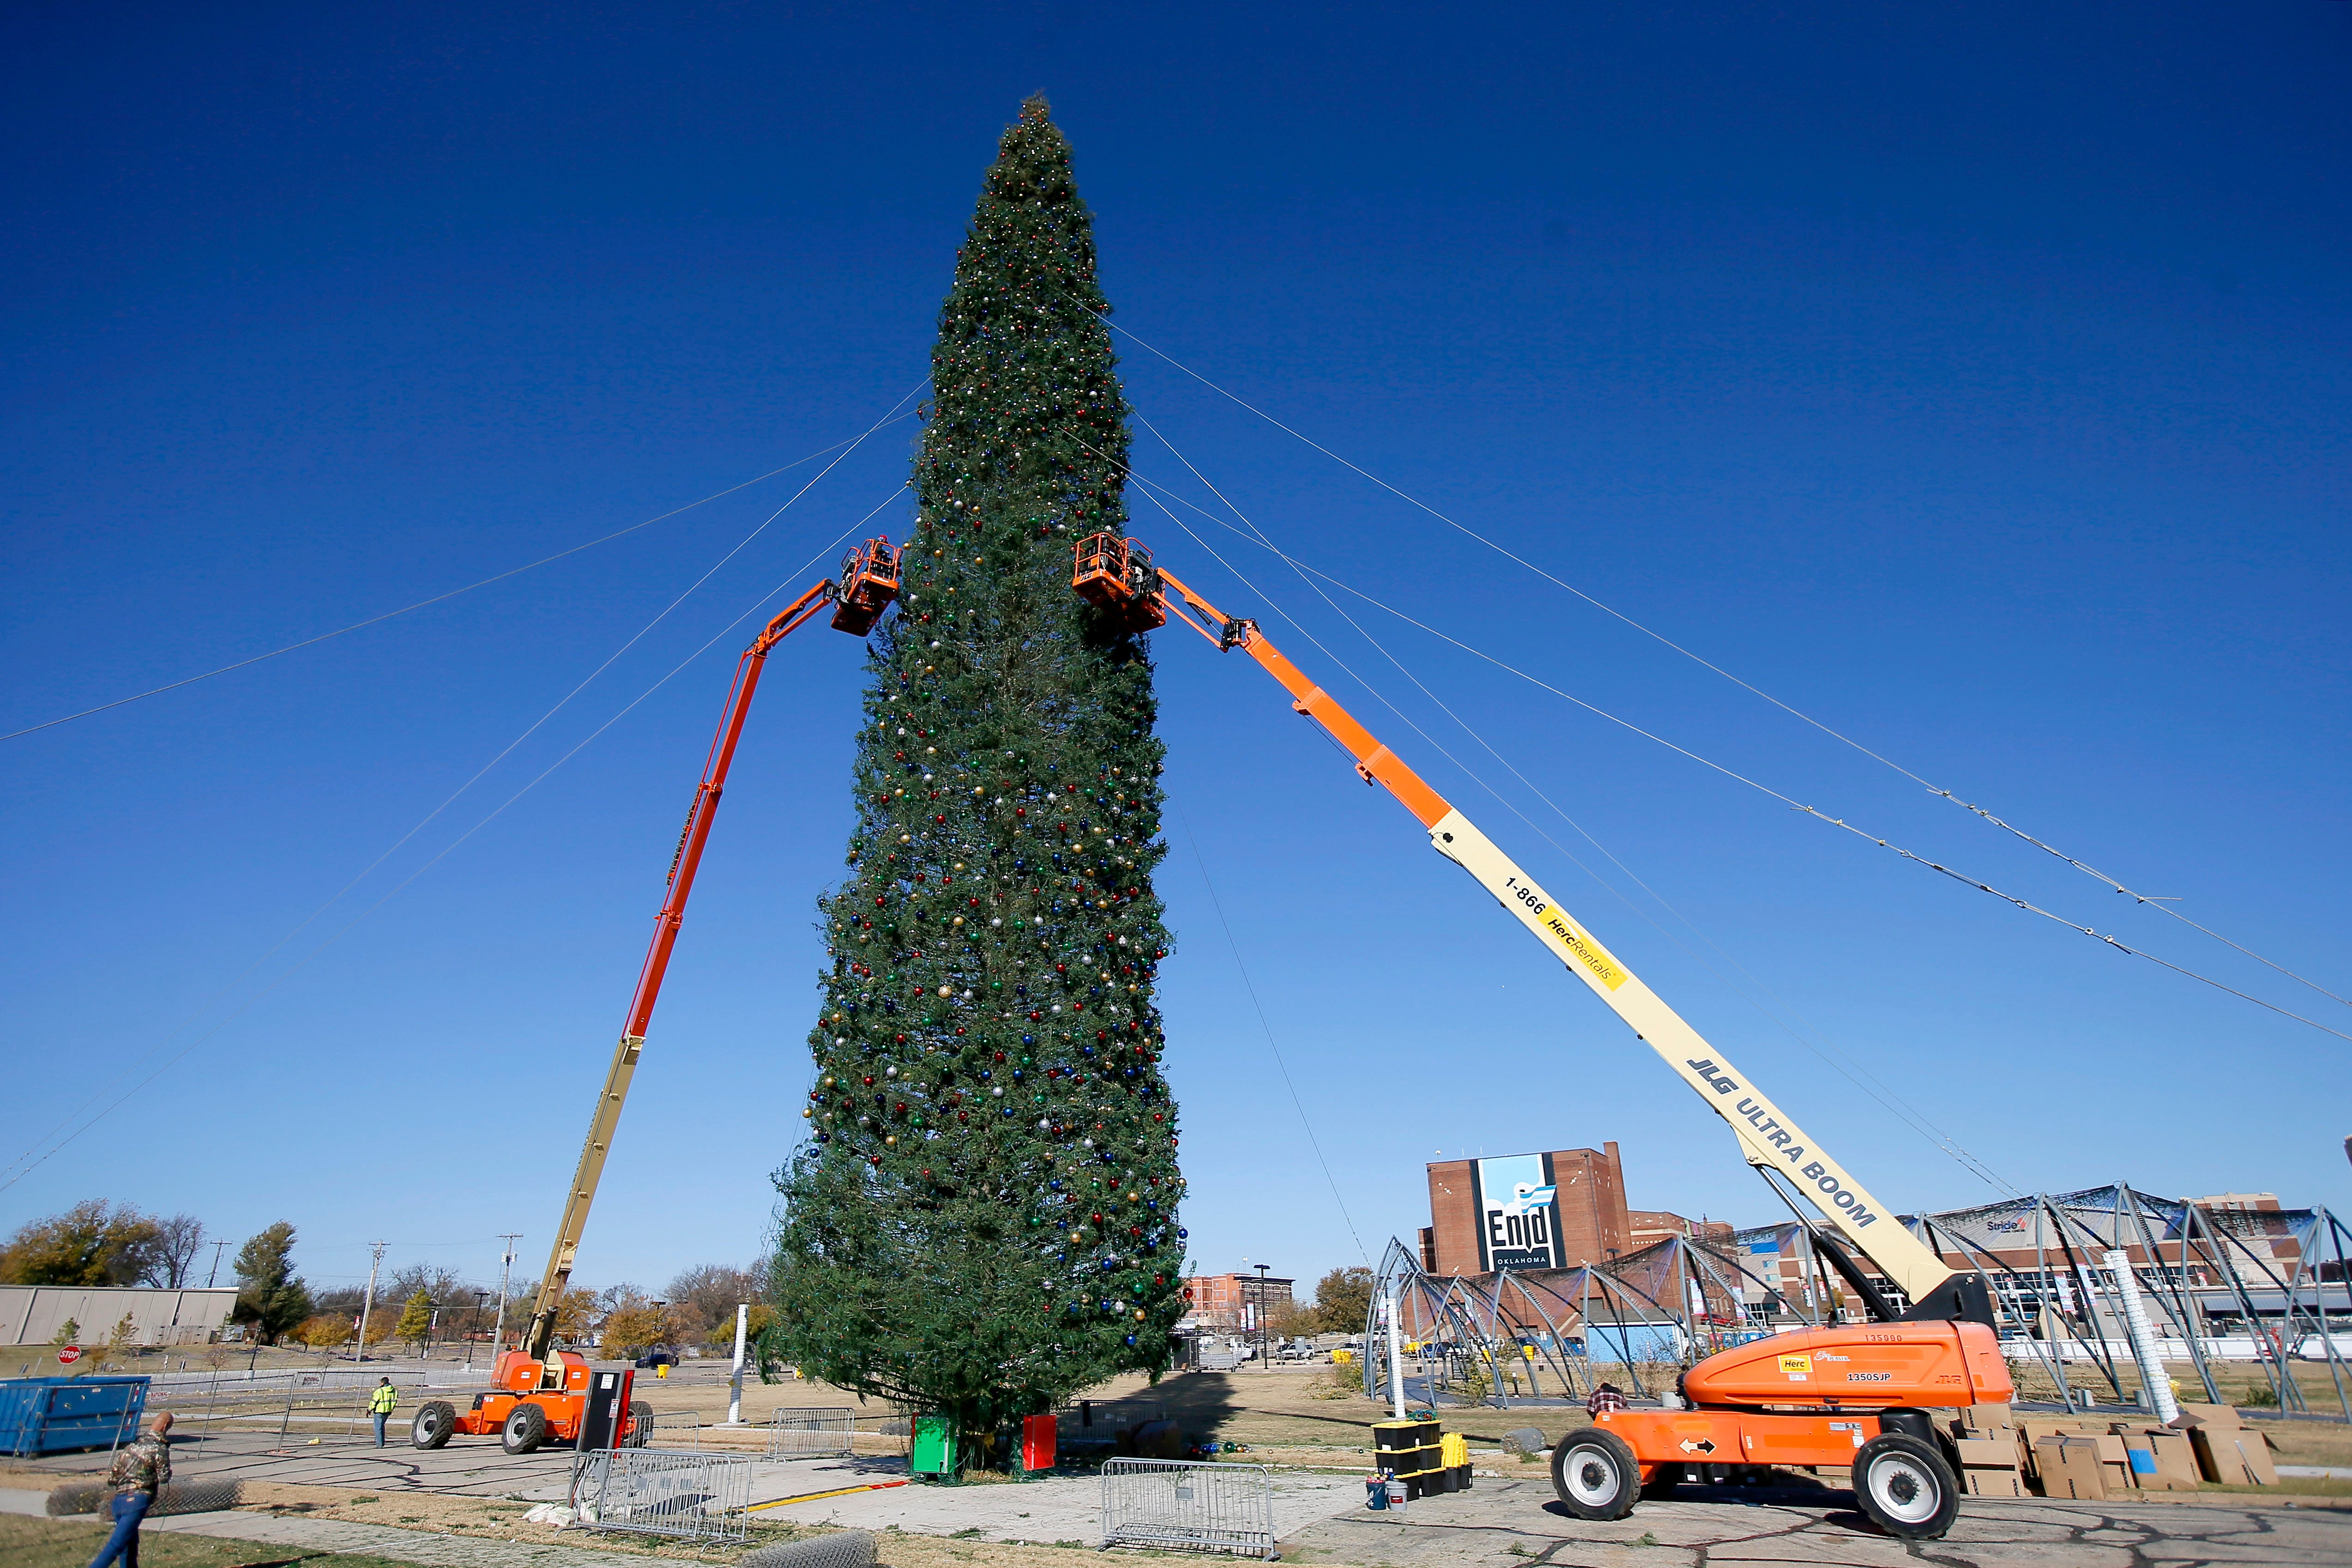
[754,1464,1365,1545]
[1278,1473,2352,1568]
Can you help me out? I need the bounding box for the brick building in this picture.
[1421,1143,1631,1277]
[1182,1272,1294,1333]
[1628,1209,1735,1250]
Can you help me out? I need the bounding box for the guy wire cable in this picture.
[3,408,919,744]
[1171,797,1372,1266]
[1101,432,2352,1048]
[1108,321,2349,1015]
[0,503,891,1194]
[1126,418,2016,1194]
[1119,430,2004,1189]
[0,368,921,1193]
[1128,471,2016,1196]
[1116,431,2014,1194]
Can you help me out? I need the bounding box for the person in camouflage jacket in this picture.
[89,1411,172,1568]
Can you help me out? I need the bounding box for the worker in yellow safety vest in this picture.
[369,1378,398,1447]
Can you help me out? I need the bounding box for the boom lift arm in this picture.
[1078,536,1985,1324]
[514,539,901,1374]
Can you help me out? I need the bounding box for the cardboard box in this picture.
[1955,1437,2020,1467]
[2017,1424,2083,1484]
[2187,1425,2277,1485]
[2174,1401,2243,1431]
[2036,1435,2109,1501]
[2145,1430,2201,1490]
[2119,1435,2196,1491]
[1963,1467,2026,1498]
[2089,1433,2135,1491]
[2020,1417,2093,1450]
[1960,1402,2015,1434]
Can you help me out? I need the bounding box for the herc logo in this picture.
[1779,1355,1812,1375]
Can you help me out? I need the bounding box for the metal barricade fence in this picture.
[766,1407,856,1459]
[571,1447,749,1542]
[645,1411,704,1449]
[147,1368,491,1446]
[1101,1459,1276,1559]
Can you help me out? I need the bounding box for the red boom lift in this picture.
[1075,533,2008,1540]
[409,537,901,1454]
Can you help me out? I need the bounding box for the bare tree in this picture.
[663,1264,761,1345]
[149,1214,206,1288]
[386,1263,470,1305]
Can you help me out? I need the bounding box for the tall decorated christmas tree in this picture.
[770,98,1187,1453]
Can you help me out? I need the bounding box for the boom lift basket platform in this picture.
[831,537,904,634]
[1072,532,1166,632]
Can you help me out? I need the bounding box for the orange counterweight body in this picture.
[1597,1407,1883,1475]
[1599,1321,2011,1476]
[1683,1320,2013,1410]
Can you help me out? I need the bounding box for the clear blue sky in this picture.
[5,3,2347,1305]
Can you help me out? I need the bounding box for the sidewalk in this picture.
[155,1508,700,1567]
[754,1465,1363,1544]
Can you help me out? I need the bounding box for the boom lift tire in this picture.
[502,1402,548,1455]
[410,1401,455,1450]
[1851,1433,1958,1540]
[626,1400,655,1447]
[1550,1428,1640,1521]
[1639,1460,1685,1499]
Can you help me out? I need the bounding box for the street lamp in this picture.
[1254,1264,1271,1372]
[470,1293,489,1368]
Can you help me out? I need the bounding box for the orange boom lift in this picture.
[1076,534,2008,1541]
[409,538,901,1455]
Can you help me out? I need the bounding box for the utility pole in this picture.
[355,1242,386,1364]
[726,1303,749,1426]
[1254,1263,1271,1372]
[204,1241,230,1289]
[492,1235,520,1365]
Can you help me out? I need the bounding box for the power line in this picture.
[1131,423,2017,1191]
[1113,452,2352,1048]
[0,508,887,1193]
[1122,434,2014,1193]
[0,389,919,1190]
[1108,321,2351,1018]
[3,412,916,744]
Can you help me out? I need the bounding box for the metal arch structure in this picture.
[1892,1183,2352,1419]
[1356,1233,1793,1409]
[1360,1239,1526,1409]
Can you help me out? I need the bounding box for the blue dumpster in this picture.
[0,1377,150,1456]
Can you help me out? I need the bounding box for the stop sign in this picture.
[56,1345,83,1364]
